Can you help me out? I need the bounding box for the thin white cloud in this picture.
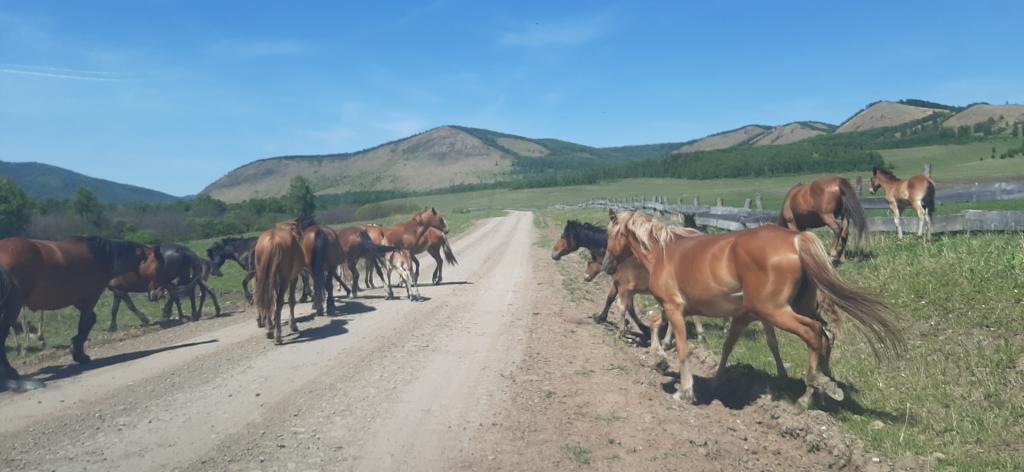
[0,64,122,81]
[210,38,311,57]
[499,13,613,47]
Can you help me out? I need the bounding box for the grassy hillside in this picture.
[0,161,179,203]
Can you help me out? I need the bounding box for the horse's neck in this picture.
[586,247,604,262]
[879,175,903,194]
[626,235,660,273]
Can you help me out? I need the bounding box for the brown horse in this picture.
[373,208,450,288]
[0,236,163,381]
[552,221,786,377]
[299,224,348,316]
[870,167,936,239]
[778,176,867,264]
[602,210,904,408]
[366,225,457,287]
[254,227,305,344]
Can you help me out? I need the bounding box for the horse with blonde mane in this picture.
[870,167,936,239]
[602,209,904,408]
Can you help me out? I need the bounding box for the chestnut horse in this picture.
[299,224,348,316]
[254,227,305,344]
[778,176,867,264]
[552,221,787,378]
[602,210,904,408]
[366,225,457,286]
[0,236,163,382]
[870,167,936,239]
[375,208,450,286]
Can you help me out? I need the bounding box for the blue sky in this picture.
[1,0,1021,196]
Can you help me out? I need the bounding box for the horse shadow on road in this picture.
[286,300,378,345]
[5,339,220,390]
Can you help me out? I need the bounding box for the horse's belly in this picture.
[689,291,746,317]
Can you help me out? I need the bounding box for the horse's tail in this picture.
[923,180,936,217]
[359,230,398,271]
[838,178,868,243]
[310,230,330,309]
[441,235,458,265]
[0,266,22,328]
[796,232,905,361]
[255,241,281,324]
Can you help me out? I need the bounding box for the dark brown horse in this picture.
[0,236,163,381]
[603,210,904,408]
[207,236,258,303]
[870,167,936,239]
[299,224,348,316]
[254,227,306,344]
[778,176,867,265]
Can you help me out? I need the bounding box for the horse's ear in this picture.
[431,207,437,214]
[608,209,617,222]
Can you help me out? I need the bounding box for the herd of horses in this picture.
[552,169,934,408]
[1,166,933,409]
[0,207,457,385]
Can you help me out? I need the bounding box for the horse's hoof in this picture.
[290,325,299,333]
[71,350,92,364]
[265,331,274,339]
[107,325,117,332]
[820,380,844,401]
[274,337,284,346]
[672,389,696,404]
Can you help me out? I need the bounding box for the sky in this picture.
[1,0,1022,196]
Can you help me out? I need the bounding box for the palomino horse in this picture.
[602,210,904,408]
[299,224,348,316]
[778,176,867,265]
[0,236,163,381]
[552,221,787,378]
[254,226,306,344]
[870,167,936,239]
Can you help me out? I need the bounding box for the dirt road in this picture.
[1,211,904,471]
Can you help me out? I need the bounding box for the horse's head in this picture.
[206,242,229,270]
[551,221,582,260]
[136,244,165,281]
[869,168,881,194]
[415,208,449,234]
[602,209,634,276]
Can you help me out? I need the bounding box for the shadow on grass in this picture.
[657,363,905,422]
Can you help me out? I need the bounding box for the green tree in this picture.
[286,176,315,218]
[0,176,31,237]
[72,187,104,228]
[190,194,227,218]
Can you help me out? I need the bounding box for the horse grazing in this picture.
[778,176,867,265]
[870,167,936,239]
[602,210,904,408]
[0,236,163,381]
[207,236,258,303]
[254,227,305,344]
[299,224,348,316]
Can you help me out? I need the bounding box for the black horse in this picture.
[207,236,313,304]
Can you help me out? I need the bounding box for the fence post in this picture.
[855,176,863,195]
[755,193,763,210]
[716,197,724,207]
[693,196,700,206]
[743,198,751,209]
[923,163,932,177]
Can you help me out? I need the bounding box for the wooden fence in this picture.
[554,196,1024,234]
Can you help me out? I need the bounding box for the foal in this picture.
[870,167,936,239]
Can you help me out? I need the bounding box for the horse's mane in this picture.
[608,211,702,253]
[873,167,898,179]
[563,220,608,250]
[73,236,145,269]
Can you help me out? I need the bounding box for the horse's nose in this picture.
[550,252,561,261]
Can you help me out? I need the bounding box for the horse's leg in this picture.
[334,268,352,299]
[13,317,24,356]
[762,321,788,378]
[713,316,753,386]
[836,213,851,263]
[595,283,617,324]
[287,279,298,334]
[822,213,843,263]
[0,300,23,379]
[428,247,443,285]
[71,307,98,364]
[691,315,705,342]
[326,266,336,314]
[912,200,927,238]
[755,305,838,409]
[123,294,151,327]
[411,255,421,285]
[109,292,123,331]
[204,283,222,316]
[662,301,695,403]
[621,292,652,343]
[889,201,904,239]
[36,310,45,349]
[188,286,199,321]
[242,272,255,305]
[373,260,385,289]
[349,260,361,298]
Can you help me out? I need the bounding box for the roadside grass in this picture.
[560,443,592,465]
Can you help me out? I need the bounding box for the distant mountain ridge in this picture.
[0,161,179,203]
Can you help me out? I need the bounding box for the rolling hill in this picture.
[0,161,179,203]
[202,98,1024,202]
